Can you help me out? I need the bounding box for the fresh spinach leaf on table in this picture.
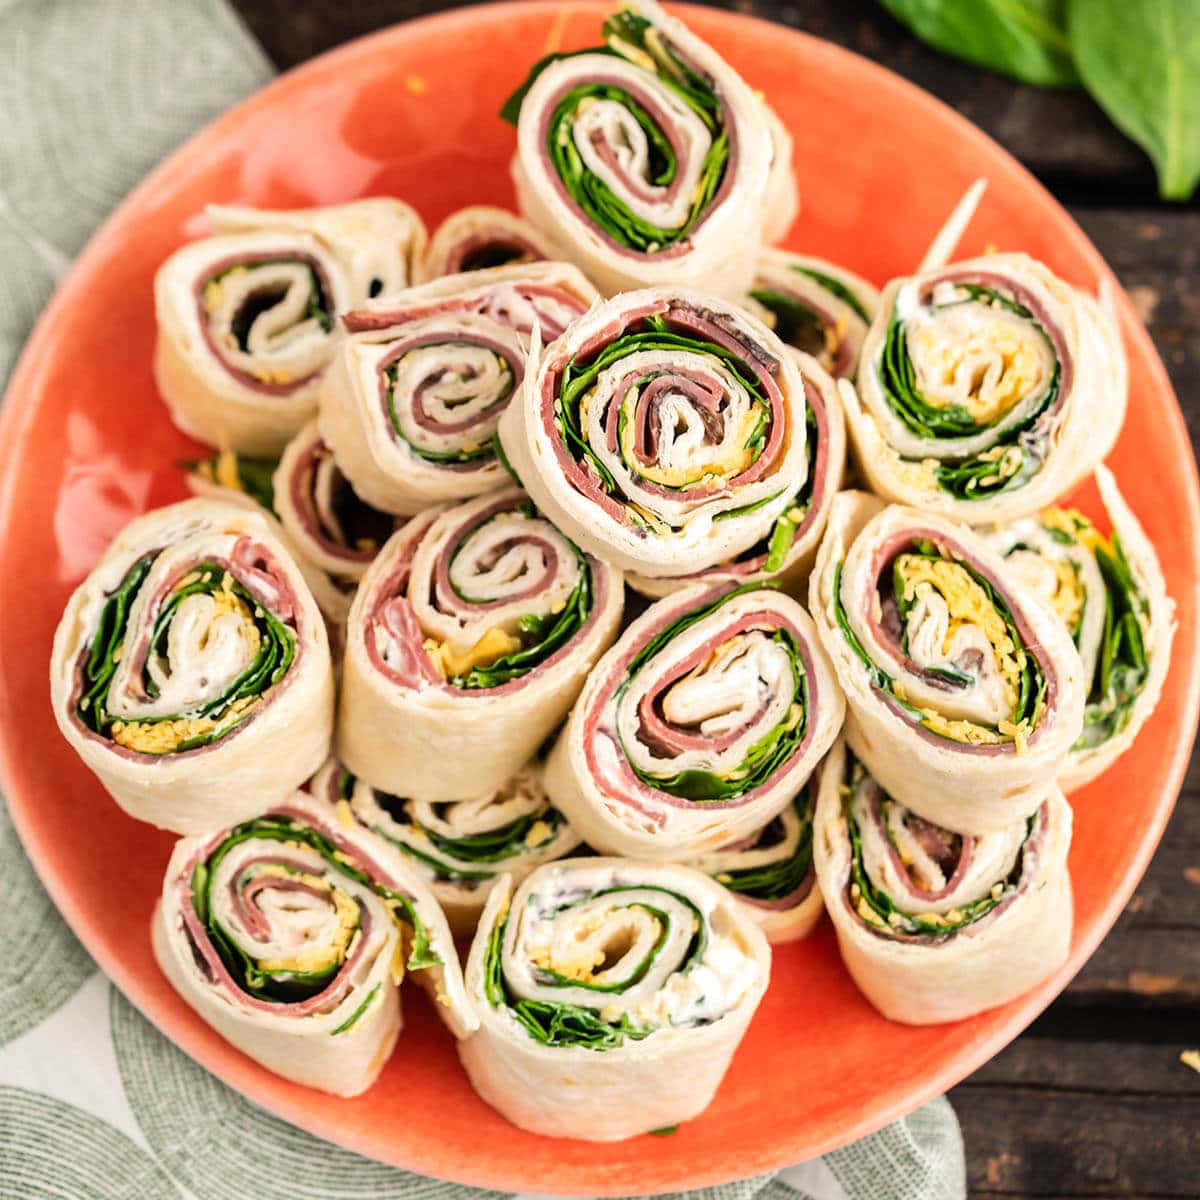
[877,0,1199,201]
[878,0,1077,86]
[1069,0,1200,201]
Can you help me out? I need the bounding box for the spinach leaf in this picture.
[1075,532,1151,748]
[879,0,1078,87]
[375,799,567,882]
[78,558,296,753]
[1068,0,1200,200]
[748,286,826,356]
[449,551,593,691]
[715,791,814,901]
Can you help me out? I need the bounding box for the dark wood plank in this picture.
[955,1085,1200,1197]
[229,0,1163,199]
[965,1037,1200,1094]
[1074,209,1200,445]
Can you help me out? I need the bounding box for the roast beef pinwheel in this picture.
[319,261,599,515]
[844,251,1127,524]
[814,740,1073,1024]
[744,251,880,380]
[272,421,397,626]
[155,199,426,455]
[685,778,822,943]
[504,0,777,297]
[51,499,334,834]
[810,492,1085,835]
[985,465,1175,792]
[419,206,556,280]
[625,348,845,598]
[543,582,843,860]
[459,858,770,1140]
[309,759,581,937]
[338,489,624,803]
[153,789,475,1096]
[499,286,810,577]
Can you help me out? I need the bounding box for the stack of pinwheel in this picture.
[48,0,1174,1143]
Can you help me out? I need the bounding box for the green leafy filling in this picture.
[332,983,381,1035]
[492,433,524,489]
[1077,531,1150,750]
[878,285,1060,501]
[747,287,826,356]
[375,791,567,884]
[619,584,808,802]
[555,313,772,517]
[482,885,707,1050]
[715,788,814,901]
[188,813,441,1005]
[77,558,296,753]
[503,9,730,252]
[844,754,1033,937]
[443,507,595,690]
[758,400,818,573]
[831,541,1048,743]
[793,265,873,324]
[183,453,280,512]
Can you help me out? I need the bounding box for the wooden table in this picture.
[232,2,1200,1194]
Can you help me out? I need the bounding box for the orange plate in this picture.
[0,2,1197,1193]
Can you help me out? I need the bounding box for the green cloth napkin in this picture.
[0,1,965,1196]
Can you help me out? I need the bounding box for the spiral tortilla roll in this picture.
[319,261,599,515]
[51,499,334,834]
[626,349,845,598]
[810,492,1085,835]
[544,583,843,860]
[685,777,822,943]
[310,759,582,937]
[499,287,809,577]
[153,790,475,1096]
[985,465,1175,792]
[271,420,397,626]
[459,857,770,1140]
[505,0,774,298]
[155,199,426,455]
[744,251,879,380]
[814,740,1072,1024]
[419,206,556,280]
[844,251,1127,524]
[338,489,624,802]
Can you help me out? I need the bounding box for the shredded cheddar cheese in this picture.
[258,882,359,975]
[909,315,1046,423]
[427,627,524,678]
[894,555,1022,707]
[110,696,257,755]
[1041,505,1107,554]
